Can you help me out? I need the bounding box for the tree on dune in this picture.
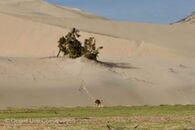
[83,37,103,60]
[57,28,103,60]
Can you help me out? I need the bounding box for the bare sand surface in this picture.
[0,0,195,107]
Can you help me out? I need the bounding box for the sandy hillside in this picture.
[0,0,195,108]
[174,12,195,24]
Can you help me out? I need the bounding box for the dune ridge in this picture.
[174,12,195,24]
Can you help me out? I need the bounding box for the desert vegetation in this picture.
[0,105,195,130]
[57,28,103,60]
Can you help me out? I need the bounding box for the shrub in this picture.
[57,28,103,60]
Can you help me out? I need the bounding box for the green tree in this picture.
[57,28,103,60]
[57,36,67,57]
[84,37,103,60]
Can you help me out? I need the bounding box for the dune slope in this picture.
[0,0,195,107]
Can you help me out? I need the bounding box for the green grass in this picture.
[0,105,195,130]
[0,105,195,119]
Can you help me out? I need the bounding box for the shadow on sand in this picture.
[40,56,139,69]
[97,61,139,69]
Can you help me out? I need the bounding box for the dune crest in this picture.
[174,12,195,24]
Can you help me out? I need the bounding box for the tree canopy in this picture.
[57,28,103,60]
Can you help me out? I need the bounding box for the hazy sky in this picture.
[47,0,195,24]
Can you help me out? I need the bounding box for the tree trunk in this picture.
[57,50,61,57]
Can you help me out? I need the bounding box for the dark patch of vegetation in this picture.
[57,28,103,61]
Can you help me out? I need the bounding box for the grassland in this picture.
[0,105,195,130]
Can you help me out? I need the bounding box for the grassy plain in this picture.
[0,105,195,130]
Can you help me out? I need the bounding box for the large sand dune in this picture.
[0,0,195,107]
[174,12,195,24]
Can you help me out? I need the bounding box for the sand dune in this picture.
[174,12,195,24]
[0,57,194,107]
[0,0,195,107]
